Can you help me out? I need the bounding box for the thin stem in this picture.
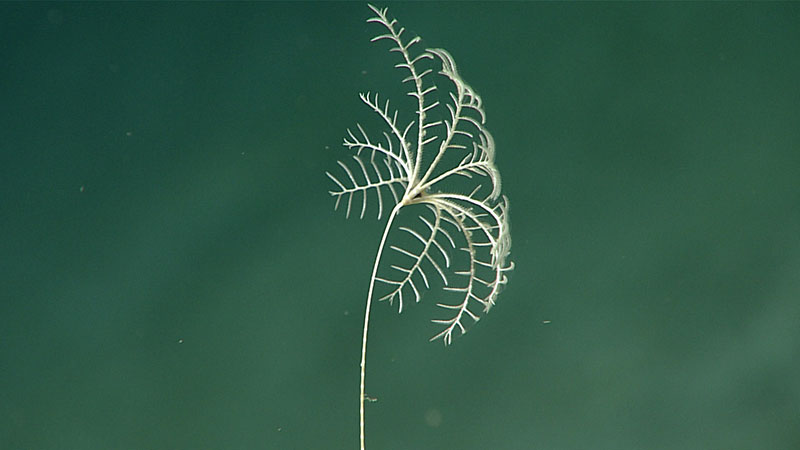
[417,100,463,189]
[360,202,402,450]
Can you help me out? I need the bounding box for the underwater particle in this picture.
[424,408,442,428]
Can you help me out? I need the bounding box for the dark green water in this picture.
[1,2,798,449]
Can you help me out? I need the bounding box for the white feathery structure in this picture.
[326,5,513,450]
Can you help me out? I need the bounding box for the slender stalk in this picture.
[360,202,403,450]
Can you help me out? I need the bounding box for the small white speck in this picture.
[542,320,551,324]
[424,408,442,428]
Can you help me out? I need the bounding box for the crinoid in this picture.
[326,5,513,449]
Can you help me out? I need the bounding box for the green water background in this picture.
[1,2,798,449]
